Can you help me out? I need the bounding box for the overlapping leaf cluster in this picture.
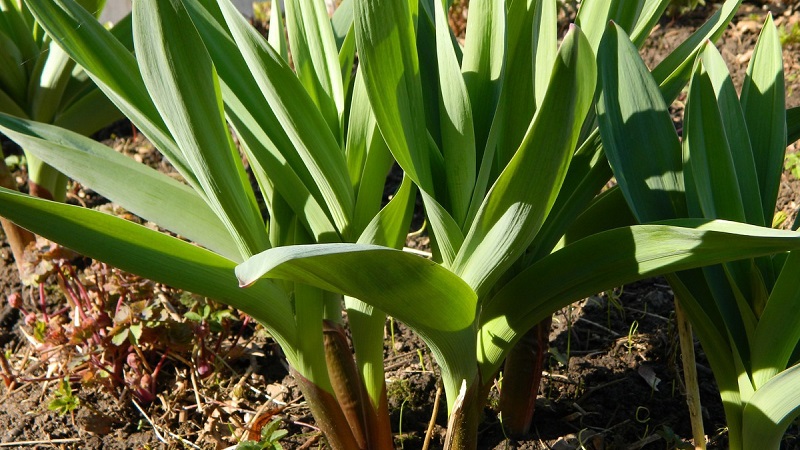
[0,0,799,448]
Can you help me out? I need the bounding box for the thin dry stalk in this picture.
[675,297,706,450]
[422,382,443,450]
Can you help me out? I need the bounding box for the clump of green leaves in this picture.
[235,419,288,450]
[4,0,800,448]
[48,377,80,416]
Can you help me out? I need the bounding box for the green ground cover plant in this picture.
[1,0,800,448]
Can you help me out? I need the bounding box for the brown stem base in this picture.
[0,158,35,274]
[498,316,552,437]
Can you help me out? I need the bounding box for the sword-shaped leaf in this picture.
[133,0,268,259]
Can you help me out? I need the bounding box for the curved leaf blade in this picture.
[740,14,786,226]
[597,22,685,223]
[479,220,800,375]
[454,25,596,297]
[0,188,296,347]
[0,113,240,260]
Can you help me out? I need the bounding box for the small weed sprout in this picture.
[48,377,80,417]
[626,321,640,356]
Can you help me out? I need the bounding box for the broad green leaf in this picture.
[237,243,476,332]
[422,190,465,266]
[216,0,355,238]
[696,43,763,227]
[453,26,596,297]
[354,0,435,193]
[751,252,800,388]
[461,0,503,157]
[284,0,344,138]
[556,186,636,249]
[0,85,26,117]
[24,0,198,190]
[525,130,611,262]
[338,26,356,100]
[433,0,475,227]
[597,22,685,223]
[346,71,394,236]
[531,0,557,113]
[51,88,124,136]
[223,86,340,243]
[358,175,415,249]
[0,113,239,260]
[740,14,785,227]
[743,363,800,449]
[686,48,770,334]
[236,242,479,411]
[27,41,74,123]
[479,220,800,376]
[491,0,534,170]
[268,0,288,60]
[0,0,38,72]
[575,0,614,54]
[0,188,296,351]
[0,29,26,104]
[133,0,268,259]
[331,0,353,48]
[684,55,746,223]
[182,0,340,242]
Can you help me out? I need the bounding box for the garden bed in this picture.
[1,1,800,449]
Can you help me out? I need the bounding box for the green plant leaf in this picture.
[236,242,479,410]
[0,113,240,260]
[51,88,123,136]
[684,51,746,223]
[526,130,611,262]
[479,220,800,375]
[695,43,763,227]
[284,0,344,139]
[0,0,39,70]
[453,25,596,297]
[237,244,475,332]
[598,22,685,223]
[742,362,800,449]
[740,14,785,227]
[133,0,268,259]
[24,0,196,187]
[216,0,355,239]
[353,0,434,194]
[0,28,27,104]
[788,106,799,144]
[182,0,340,243]
[346,71,394,237]
[751,252,800,388]
[0,188,297,350]
[433,0,475,227]
[629,0,671,47]
[460,0,503,158]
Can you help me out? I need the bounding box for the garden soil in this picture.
[2,2,800,449]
